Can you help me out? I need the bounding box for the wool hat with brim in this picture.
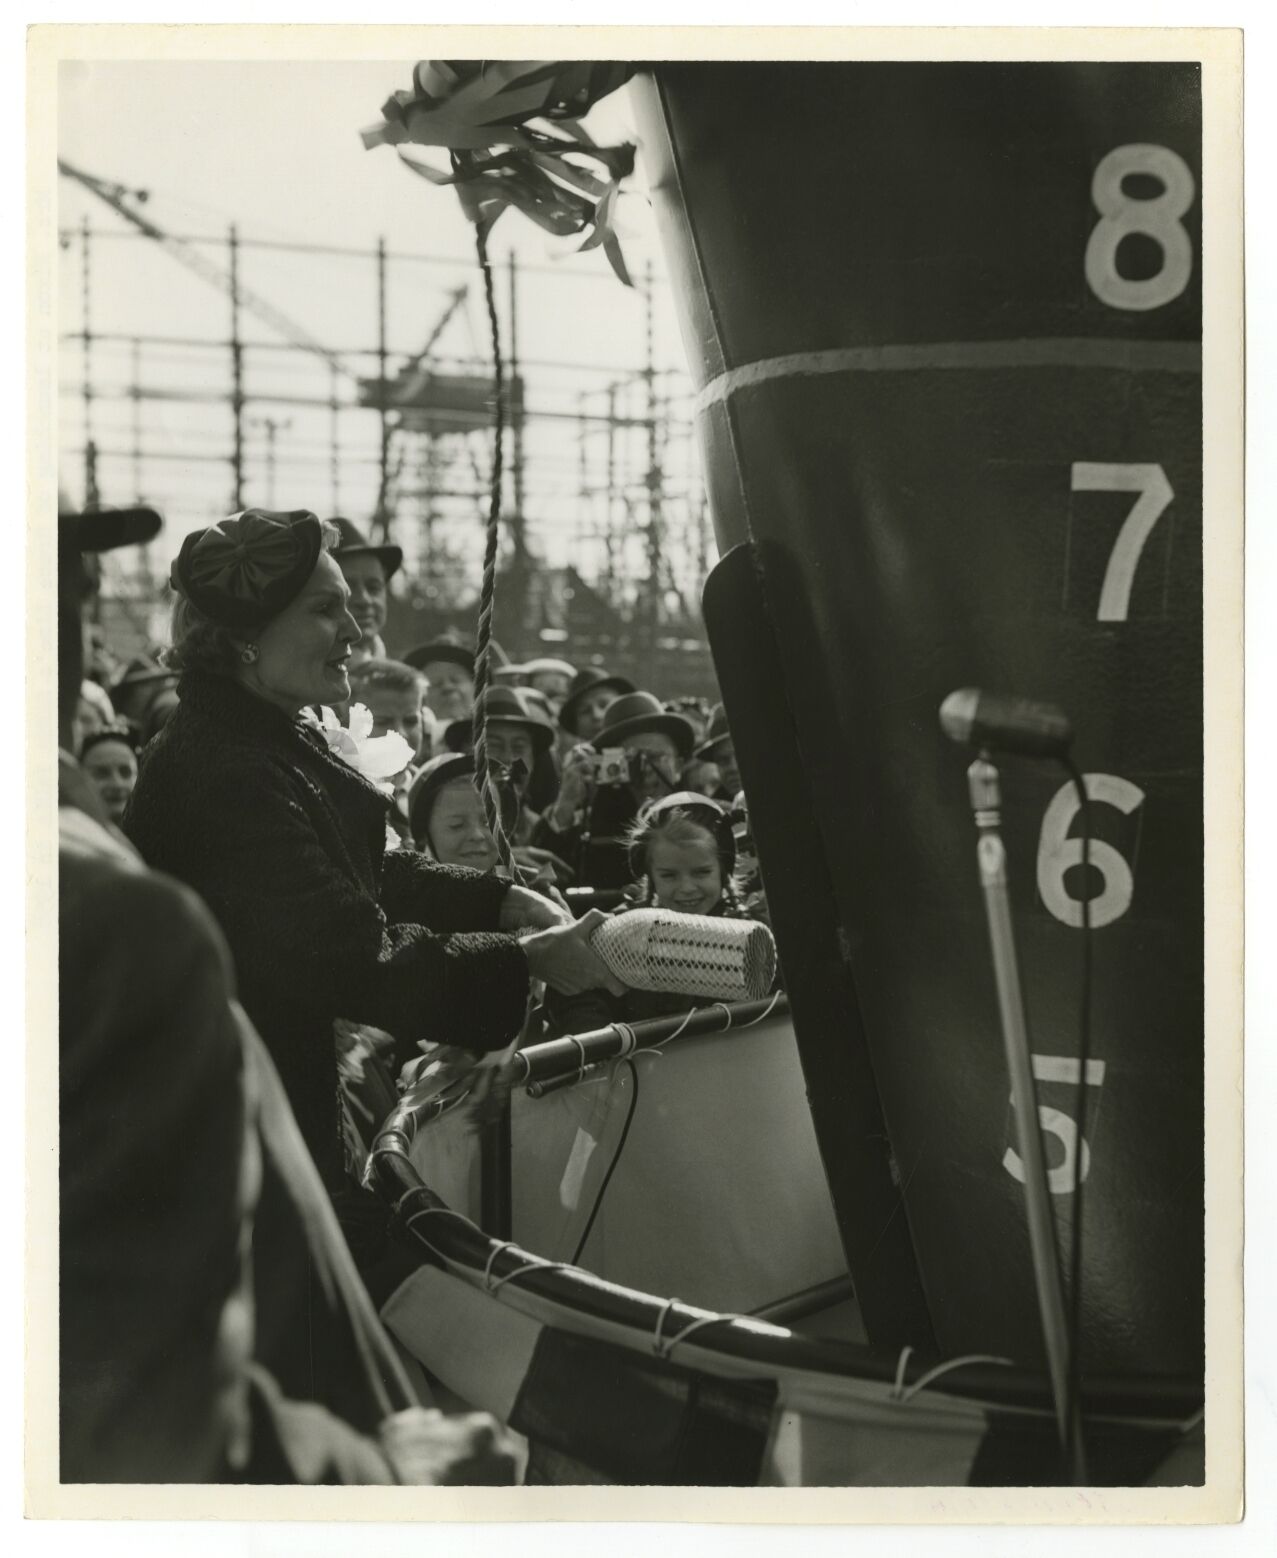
[408,751,518,840]
[695,701,734,760]
[592,690,696,760]
[558,667,636,735]
[327,515,403,580]
[171,509,323,634]
[404,640,476,676]
[444,686,556,756]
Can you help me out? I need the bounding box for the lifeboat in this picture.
[369,995,1201,1486]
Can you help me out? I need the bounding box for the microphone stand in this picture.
[965,754,1083,1476]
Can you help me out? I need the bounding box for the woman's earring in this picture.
[240,643,259,665]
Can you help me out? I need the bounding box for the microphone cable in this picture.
[1059,756,1094,1485]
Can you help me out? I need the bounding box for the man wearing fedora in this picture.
[328,516,404,665]
[533,689,696,888]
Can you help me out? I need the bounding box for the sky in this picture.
[53,57,705,616]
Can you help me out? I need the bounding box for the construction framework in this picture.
[58,202,717,694]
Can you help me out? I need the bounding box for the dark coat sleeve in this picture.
[183,760,529,1057]
[378,846,509,934]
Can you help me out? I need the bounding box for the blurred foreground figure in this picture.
[58,498,515,1484]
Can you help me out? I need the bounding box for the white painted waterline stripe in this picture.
[694,338,1202,415]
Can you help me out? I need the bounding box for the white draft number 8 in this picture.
[1084,143,1195,312]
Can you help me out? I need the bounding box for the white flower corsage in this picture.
[310,704,414,788]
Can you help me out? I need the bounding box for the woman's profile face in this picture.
[648,832,723,917]
[82,737,138,824]
[426,780,499,872]
[247,552,361,714]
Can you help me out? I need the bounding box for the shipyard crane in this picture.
[61,158,474,524]
[59,158,360,384]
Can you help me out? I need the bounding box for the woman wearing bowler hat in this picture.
[125,510,620,1275]
[557,666,635,746]
[328,516,403,664]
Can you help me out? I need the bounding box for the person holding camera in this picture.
[532,691,696,889]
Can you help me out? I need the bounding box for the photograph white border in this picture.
[20,14,1246,1538]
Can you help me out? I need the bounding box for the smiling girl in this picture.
[79,725,139,827]
[545,793,765,1038]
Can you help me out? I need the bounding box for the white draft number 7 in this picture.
[1071,462,1173,622]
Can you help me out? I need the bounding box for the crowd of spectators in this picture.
[75,512,759,914]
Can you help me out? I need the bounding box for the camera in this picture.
[590,747,632,787]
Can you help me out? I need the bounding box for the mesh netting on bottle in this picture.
[591,909,777,1001]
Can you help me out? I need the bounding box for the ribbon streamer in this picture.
[364,59,637,286]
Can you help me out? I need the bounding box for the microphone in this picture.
[939,688,1074,759]
[589,909,777,1002]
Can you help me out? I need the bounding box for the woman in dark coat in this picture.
[125,510,617,1396]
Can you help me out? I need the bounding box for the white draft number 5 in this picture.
[1003,1056,1109,1195]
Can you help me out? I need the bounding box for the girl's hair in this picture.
[164,517,341,677]
[625,805,743,911]
[79,724,139,763]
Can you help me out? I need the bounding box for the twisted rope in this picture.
[470,219,516,873]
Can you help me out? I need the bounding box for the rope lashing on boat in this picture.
[487,1258,576,1296]
[650,1296,680,1359]
[891,1345,915,1400]
[645,1008,696,1053]
[402,1201,477,1233]
[468,216,516,874]
[890,1351,1015,1405]
[653,1309,754,1361]
[482,1239,520,1292]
